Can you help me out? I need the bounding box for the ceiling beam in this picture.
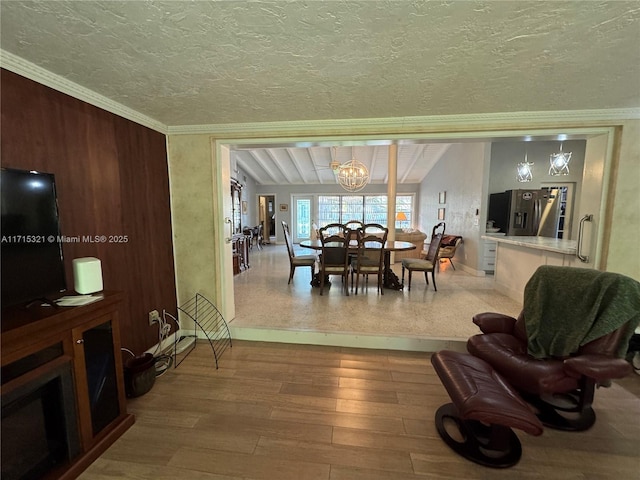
[284,148,308,184]
[264,149,294,184]
[399,145,423,183]
[368,146,379,184]
[248,150,279,184]
[235,155,264,184]
[309,148,329,184]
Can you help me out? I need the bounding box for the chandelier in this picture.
[517,149,534,183]
[336,147,370,192]
[549,142,572,176]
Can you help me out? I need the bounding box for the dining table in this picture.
[299,239,416,290]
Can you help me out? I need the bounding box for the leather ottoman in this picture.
[431,350,543,467]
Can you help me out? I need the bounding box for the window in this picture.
[318,195,340,225]
[342,196,364,222]
[317,194,414,227]
[365,195,387,225]
[396,195,413,229]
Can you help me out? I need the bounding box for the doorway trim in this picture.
[213,124,618,319]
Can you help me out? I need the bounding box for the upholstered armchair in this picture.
[438,235,462,269]
[467,265,640,431]
[393,229,427,262]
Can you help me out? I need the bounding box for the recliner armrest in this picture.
[472,312,517,334]
[563,354,632,382]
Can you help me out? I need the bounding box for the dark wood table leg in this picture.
[310,273,330,288]
[383,252,404,290]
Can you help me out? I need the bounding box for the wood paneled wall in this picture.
[1,69,177,354]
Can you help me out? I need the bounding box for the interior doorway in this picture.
[258,195,276,244]
[219,127,616,323]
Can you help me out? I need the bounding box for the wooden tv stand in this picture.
[1,291,135,479]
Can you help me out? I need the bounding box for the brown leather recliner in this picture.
[467,266,640,431]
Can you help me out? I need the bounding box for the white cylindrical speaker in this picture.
[72,257,103,294]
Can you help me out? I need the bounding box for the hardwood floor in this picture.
[80,340,640,480]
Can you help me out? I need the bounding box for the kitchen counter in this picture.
[483,235,581,302]
[481,235,577,255]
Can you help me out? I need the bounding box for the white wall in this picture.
[417,140,587,272]
[420,142,489,272]
[488,140,586,193]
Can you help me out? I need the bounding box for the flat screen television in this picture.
[1,168,67,307]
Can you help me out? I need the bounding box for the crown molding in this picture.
[168,108,640,137]
[1,49,168,134]
[3,49,637,139]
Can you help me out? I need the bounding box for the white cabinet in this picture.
[481,239,497,272]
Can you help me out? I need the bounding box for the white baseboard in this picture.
[144,329,183,356]
[229,326,466,353]
[453,262,488,277]
[146,326,468,355]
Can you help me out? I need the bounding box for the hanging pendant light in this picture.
[549,142,572,176]
[517,147,534,183]
[337,147,369,192]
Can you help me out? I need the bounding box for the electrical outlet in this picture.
[148,310,160,326]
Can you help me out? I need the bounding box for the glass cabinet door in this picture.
[75,320,120,438]
[73,317,121,445]
[83,321,120,435]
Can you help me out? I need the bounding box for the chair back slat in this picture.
[282,220,316,284]
[424,222,446,262]
[344,225,359,247]
[425,233,444,262]
[352,224,388,294]
[282,221,295,259]
[319,223,345,238]
[318,223,350,295]
[344,220,364,233]
[319,223,349,267]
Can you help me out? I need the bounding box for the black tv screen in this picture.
[1,168,67,307]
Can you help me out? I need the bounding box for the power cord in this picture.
[149,309,174,376]
[162,310,196,355]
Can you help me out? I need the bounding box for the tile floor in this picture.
[230,243,520,341]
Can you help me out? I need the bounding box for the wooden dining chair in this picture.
[352,224,388,295]
[344,220,364,231]
[282,221,317,284]
[343,220,363,267]
[401,222,445,291]
[318,223,350,296]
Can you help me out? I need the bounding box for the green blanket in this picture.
[524,266,640,359]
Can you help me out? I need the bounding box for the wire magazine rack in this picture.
[171,293,232,369]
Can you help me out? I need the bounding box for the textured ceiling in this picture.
[1,1,638,186]
[1,1,639,127]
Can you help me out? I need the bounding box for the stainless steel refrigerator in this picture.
[488,189,562,237]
